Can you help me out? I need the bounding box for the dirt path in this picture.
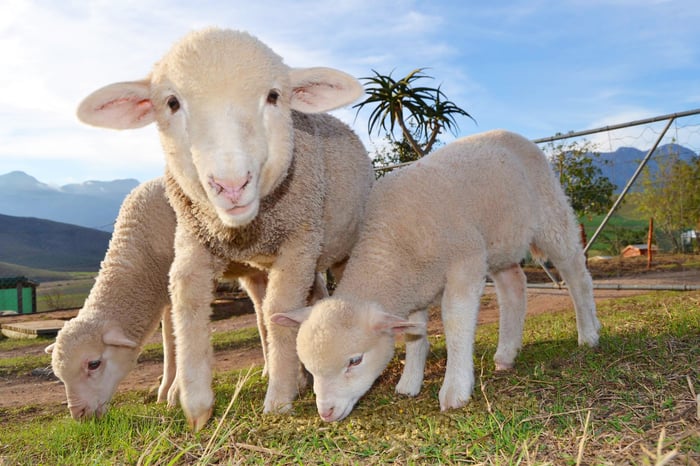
[1,269,697,411]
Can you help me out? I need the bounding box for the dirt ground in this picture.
[1,256,698,412]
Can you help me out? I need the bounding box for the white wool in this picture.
[48,178,176,420]
[278,130,600,422]
[76,27,373,430]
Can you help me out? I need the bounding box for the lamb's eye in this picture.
[266,89,280,105]
[166,96,180,113]
[348,355,363,368]
[87,360,101,371]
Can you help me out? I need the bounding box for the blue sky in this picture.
[1,0,699,186]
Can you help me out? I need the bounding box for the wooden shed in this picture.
[0,276,38,314]
[621,244,658,258]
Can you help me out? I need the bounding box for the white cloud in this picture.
[1,0,699,186]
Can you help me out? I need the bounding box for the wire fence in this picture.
[373,108,700,291]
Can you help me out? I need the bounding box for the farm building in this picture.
[621,244,658,258]
[0,276,38,314]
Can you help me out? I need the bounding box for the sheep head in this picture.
[272,298,426,422]
[77,28,363,227]
[47,318,139,420]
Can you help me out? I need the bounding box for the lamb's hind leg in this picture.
[238,272,269,375]
[534,228,600,347]
[395,308,429,397]
[491,264,527,371]
[157,304,176,403]
[439,253,487,411]
[553,251,600,346]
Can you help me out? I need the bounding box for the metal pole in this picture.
[521,282,700,291]
[583,117,676,255]
[532,108,700,144]
[485,281,700,291]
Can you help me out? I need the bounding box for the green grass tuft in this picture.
[1,292,698,464]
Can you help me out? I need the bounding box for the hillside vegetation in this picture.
[0,214,110,272]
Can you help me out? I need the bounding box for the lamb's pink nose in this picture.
[319,406,335,422]
[208,173,252,203]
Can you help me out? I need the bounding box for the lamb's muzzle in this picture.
[208,173,252,203]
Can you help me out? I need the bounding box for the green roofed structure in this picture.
[0,276,38,314]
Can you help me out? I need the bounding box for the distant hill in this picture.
[0,260,80,283]
[0,213,110,272]
[595,143,697,193]
[0,171,139,232]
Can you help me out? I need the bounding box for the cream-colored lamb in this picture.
[274,130,601,422]
[76,28,374,430]
[47,178,176,419]
[46,177,328,420]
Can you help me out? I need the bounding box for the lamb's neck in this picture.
[334,244,419,317]
[83,224,169,340]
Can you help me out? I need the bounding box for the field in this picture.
[0,258,698,464]
[35,276,97,312]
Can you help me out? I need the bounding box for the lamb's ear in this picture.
[270,307,313,328]
[289,67,364,113]
[44,343,55,354]
[77,80,155,129]
[370,311,427,337]
[103,326,138,348]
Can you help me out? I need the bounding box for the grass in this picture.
[0,328,262,377]
[1,292,698,464]
[35,277,96,311]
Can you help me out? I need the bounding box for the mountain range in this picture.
[0,171,139,232]
[594,143,697,192]
[0,142,697,275]
[0,213,110,273]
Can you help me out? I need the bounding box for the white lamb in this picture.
[46,177,328,420]
[273,130,601,422]
[76,27,374,430]
[46,178,177,419]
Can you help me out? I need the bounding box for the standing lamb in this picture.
[46,178,176,420]
[46,177,330,420]
[273,130,601,422]
[76,27,374,430]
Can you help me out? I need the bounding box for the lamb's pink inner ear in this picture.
[270,307,313,327]
[77,81,155,130]
[44,343,55,354]
[289,67,364,113]
[371,312,426,336]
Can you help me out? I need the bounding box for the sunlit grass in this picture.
[1,292,698,464]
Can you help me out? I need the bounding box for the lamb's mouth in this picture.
[226,202,254,215]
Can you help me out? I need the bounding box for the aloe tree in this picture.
[354,68,473,160]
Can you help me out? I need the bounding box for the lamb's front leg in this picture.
[169,225,226,431]
[396,308,429,396]
[439,255,487,411]
[261,238,319,414]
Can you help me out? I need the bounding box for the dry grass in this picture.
[1,292,698,464]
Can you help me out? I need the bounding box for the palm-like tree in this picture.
[354,68,474,159]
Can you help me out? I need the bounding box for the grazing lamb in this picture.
[46,177,329,420]
[76,28,374,430]
[46,178,176,420]
[273,130,601,422]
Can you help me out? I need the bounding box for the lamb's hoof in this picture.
[263,398,294,414]
[166,385,180,408]
[395,377,422,397]
[187,407,213,432]
[494,361,515,372]
[439,381,473,411]
[578,332,600,348]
